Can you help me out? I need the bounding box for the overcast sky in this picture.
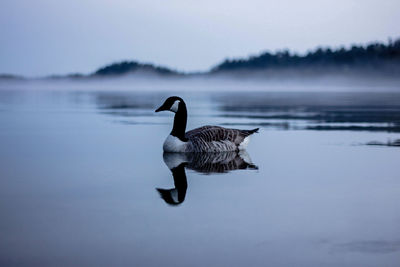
[0,0,399,76]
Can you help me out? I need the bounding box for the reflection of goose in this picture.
[155,96,259,152]
[157,152,258,206]
[156,162,187,206]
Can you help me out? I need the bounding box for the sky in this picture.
[0,0,399,77]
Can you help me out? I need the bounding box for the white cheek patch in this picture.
[170,100,180,113]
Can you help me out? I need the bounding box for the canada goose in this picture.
[155,96,259,152]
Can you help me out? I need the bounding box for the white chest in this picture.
[163,135,188,152]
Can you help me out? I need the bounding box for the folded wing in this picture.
[185,125,258,152]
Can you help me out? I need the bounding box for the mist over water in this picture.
[0,84,400,266]
[2,72,400,92]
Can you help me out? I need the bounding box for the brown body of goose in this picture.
[185,125,258,152]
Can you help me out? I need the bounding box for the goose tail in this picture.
[238,128,259,150]
[248,128,259,134]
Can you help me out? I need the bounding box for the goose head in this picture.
[155,96,185,113]
[155,96,188,143]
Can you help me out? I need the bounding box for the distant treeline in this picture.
[93,61,180,76]
[211,38,400,75]
[2,38,400,80]
[91,38,400,78]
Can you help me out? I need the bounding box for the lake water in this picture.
[0,88,400,266]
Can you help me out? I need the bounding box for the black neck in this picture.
[170,101,188,141]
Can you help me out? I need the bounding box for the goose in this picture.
[155,96,259,152]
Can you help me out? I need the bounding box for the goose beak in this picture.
[155,105,165,112]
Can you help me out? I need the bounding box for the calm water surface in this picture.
[0,89,400,266]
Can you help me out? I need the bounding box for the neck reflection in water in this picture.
[157,151,258,206]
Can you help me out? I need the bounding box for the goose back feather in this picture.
[185,126,259,152]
